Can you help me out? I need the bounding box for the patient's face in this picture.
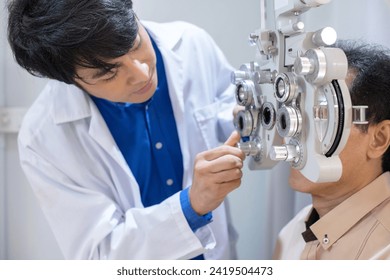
[288,69,371,197]
[288,125,371,196]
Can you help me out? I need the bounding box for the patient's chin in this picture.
[288,169,316,193]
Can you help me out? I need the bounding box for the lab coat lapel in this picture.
[88,103,124,165]
[87,101,137,179]
[144,21,191,189]
[87,100,143,207]
[159,49,192,189]
[52,84,140,194]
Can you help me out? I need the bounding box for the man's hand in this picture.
[189,131,245,215]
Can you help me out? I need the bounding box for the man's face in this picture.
[289,125,371,196]
[288,70,374,197]
[74,22,157,103]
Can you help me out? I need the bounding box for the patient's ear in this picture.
[367,120,390,159]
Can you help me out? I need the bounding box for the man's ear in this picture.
[367,120,390,159]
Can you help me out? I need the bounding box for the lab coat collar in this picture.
[141,20,184,51]
[141,20,186,118]
[51,82,92,124]
[50,81,129,175]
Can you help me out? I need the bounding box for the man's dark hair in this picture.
[334,39,390,172]
[7,0,138,84]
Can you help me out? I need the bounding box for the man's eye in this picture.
[103,71,118,82]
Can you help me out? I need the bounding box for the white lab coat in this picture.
[18,21,238,259]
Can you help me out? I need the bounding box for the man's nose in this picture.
[127,60,149,83]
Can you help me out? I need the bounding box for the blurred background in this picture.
[1,0,389,259]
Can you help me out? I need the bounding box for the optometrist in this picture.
[8,0,245,259]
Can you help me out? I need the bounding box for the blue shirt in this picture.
[91,36,211,258]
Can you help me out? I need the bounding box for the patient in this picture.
[273,39,390,259]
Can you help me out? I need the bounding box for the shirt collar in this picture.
[301,208,319,242]
[302,172,390,249]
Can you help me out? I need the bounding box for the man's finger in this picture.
[203,154,243,173]
[224,131,241,147]
[201,145,244,161]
